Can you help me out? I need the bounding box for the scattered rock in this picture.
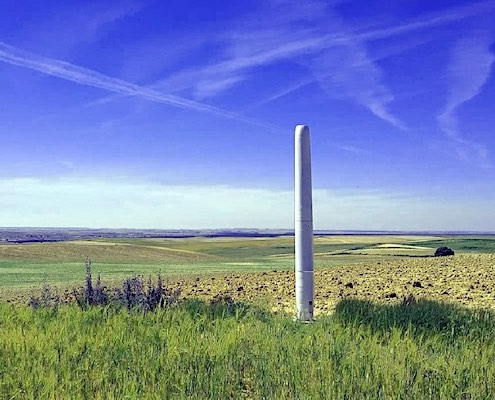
[435,247,455,257]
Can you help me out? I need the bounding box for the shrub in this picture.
[31,261,181,312]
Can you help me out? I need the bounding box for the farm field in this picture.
[2,234,495,398]
[1,235,495,315]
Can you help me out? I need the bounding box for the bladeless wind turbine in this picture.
[294,125,314,321]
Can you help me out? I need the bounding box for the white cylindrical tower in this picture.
[294,124,314,321]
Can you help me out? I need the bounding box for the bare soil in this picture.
[171,254,495,316]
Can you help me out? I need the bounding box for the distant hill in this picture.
[1,227,494,244]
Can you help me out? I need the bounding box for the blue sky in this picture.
[1,0,494,230]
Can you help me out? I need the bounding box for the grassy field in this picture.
[2,297,495,399]
[2,234,495,398]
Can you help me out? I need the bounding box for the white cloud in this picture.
[329,143,371,156]
[0,177,492,231]
[152,32,326,99]
[437,32,495,167]
[357,0,495,42]
[84,1,495,129]
[244,78,314,111]
[194,76,246,99]
[0,41,280,132]
[152,1,495,127]
[0,177,291,228]
[308,38,406,130]
[17,1,141,56]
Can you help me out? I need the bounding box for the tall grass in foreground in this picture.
[1,298,495,399]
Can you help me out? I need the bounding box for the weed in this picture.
[33,260,181,312]
[27,274,60,313]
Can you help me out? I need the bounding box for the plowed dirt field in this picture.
[172,254,495,316]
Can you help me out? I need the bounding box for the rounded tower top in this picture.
[294,124,309,140]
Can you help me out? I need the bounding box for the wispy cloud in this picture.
[308,35,406,130]
[202,1,494,127]
[0,177,294,228]
[243,78,314,112]
[17,1,142,57]
[0,41,280,132]
[81,1,142,41]
[194,76,246,99]
[155,11,405,127]
[356,0,495,42]
[1,176,492,230]
[330,143,371,156]
[24,0,493,132]
[119,34,208,83]
[244,36,430,112]
[437,32,495,167]
[170,2,489,110]
[87,1,495,129]
[305,0,494,130]
[152,31,328,99]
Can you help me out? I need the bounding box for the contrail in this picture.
[0,41,281,132]
[355,0,495,42]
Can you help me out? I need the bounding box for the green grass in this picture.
[1,298,495,399]
[2,235,495,398]
[408,237,495,253]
